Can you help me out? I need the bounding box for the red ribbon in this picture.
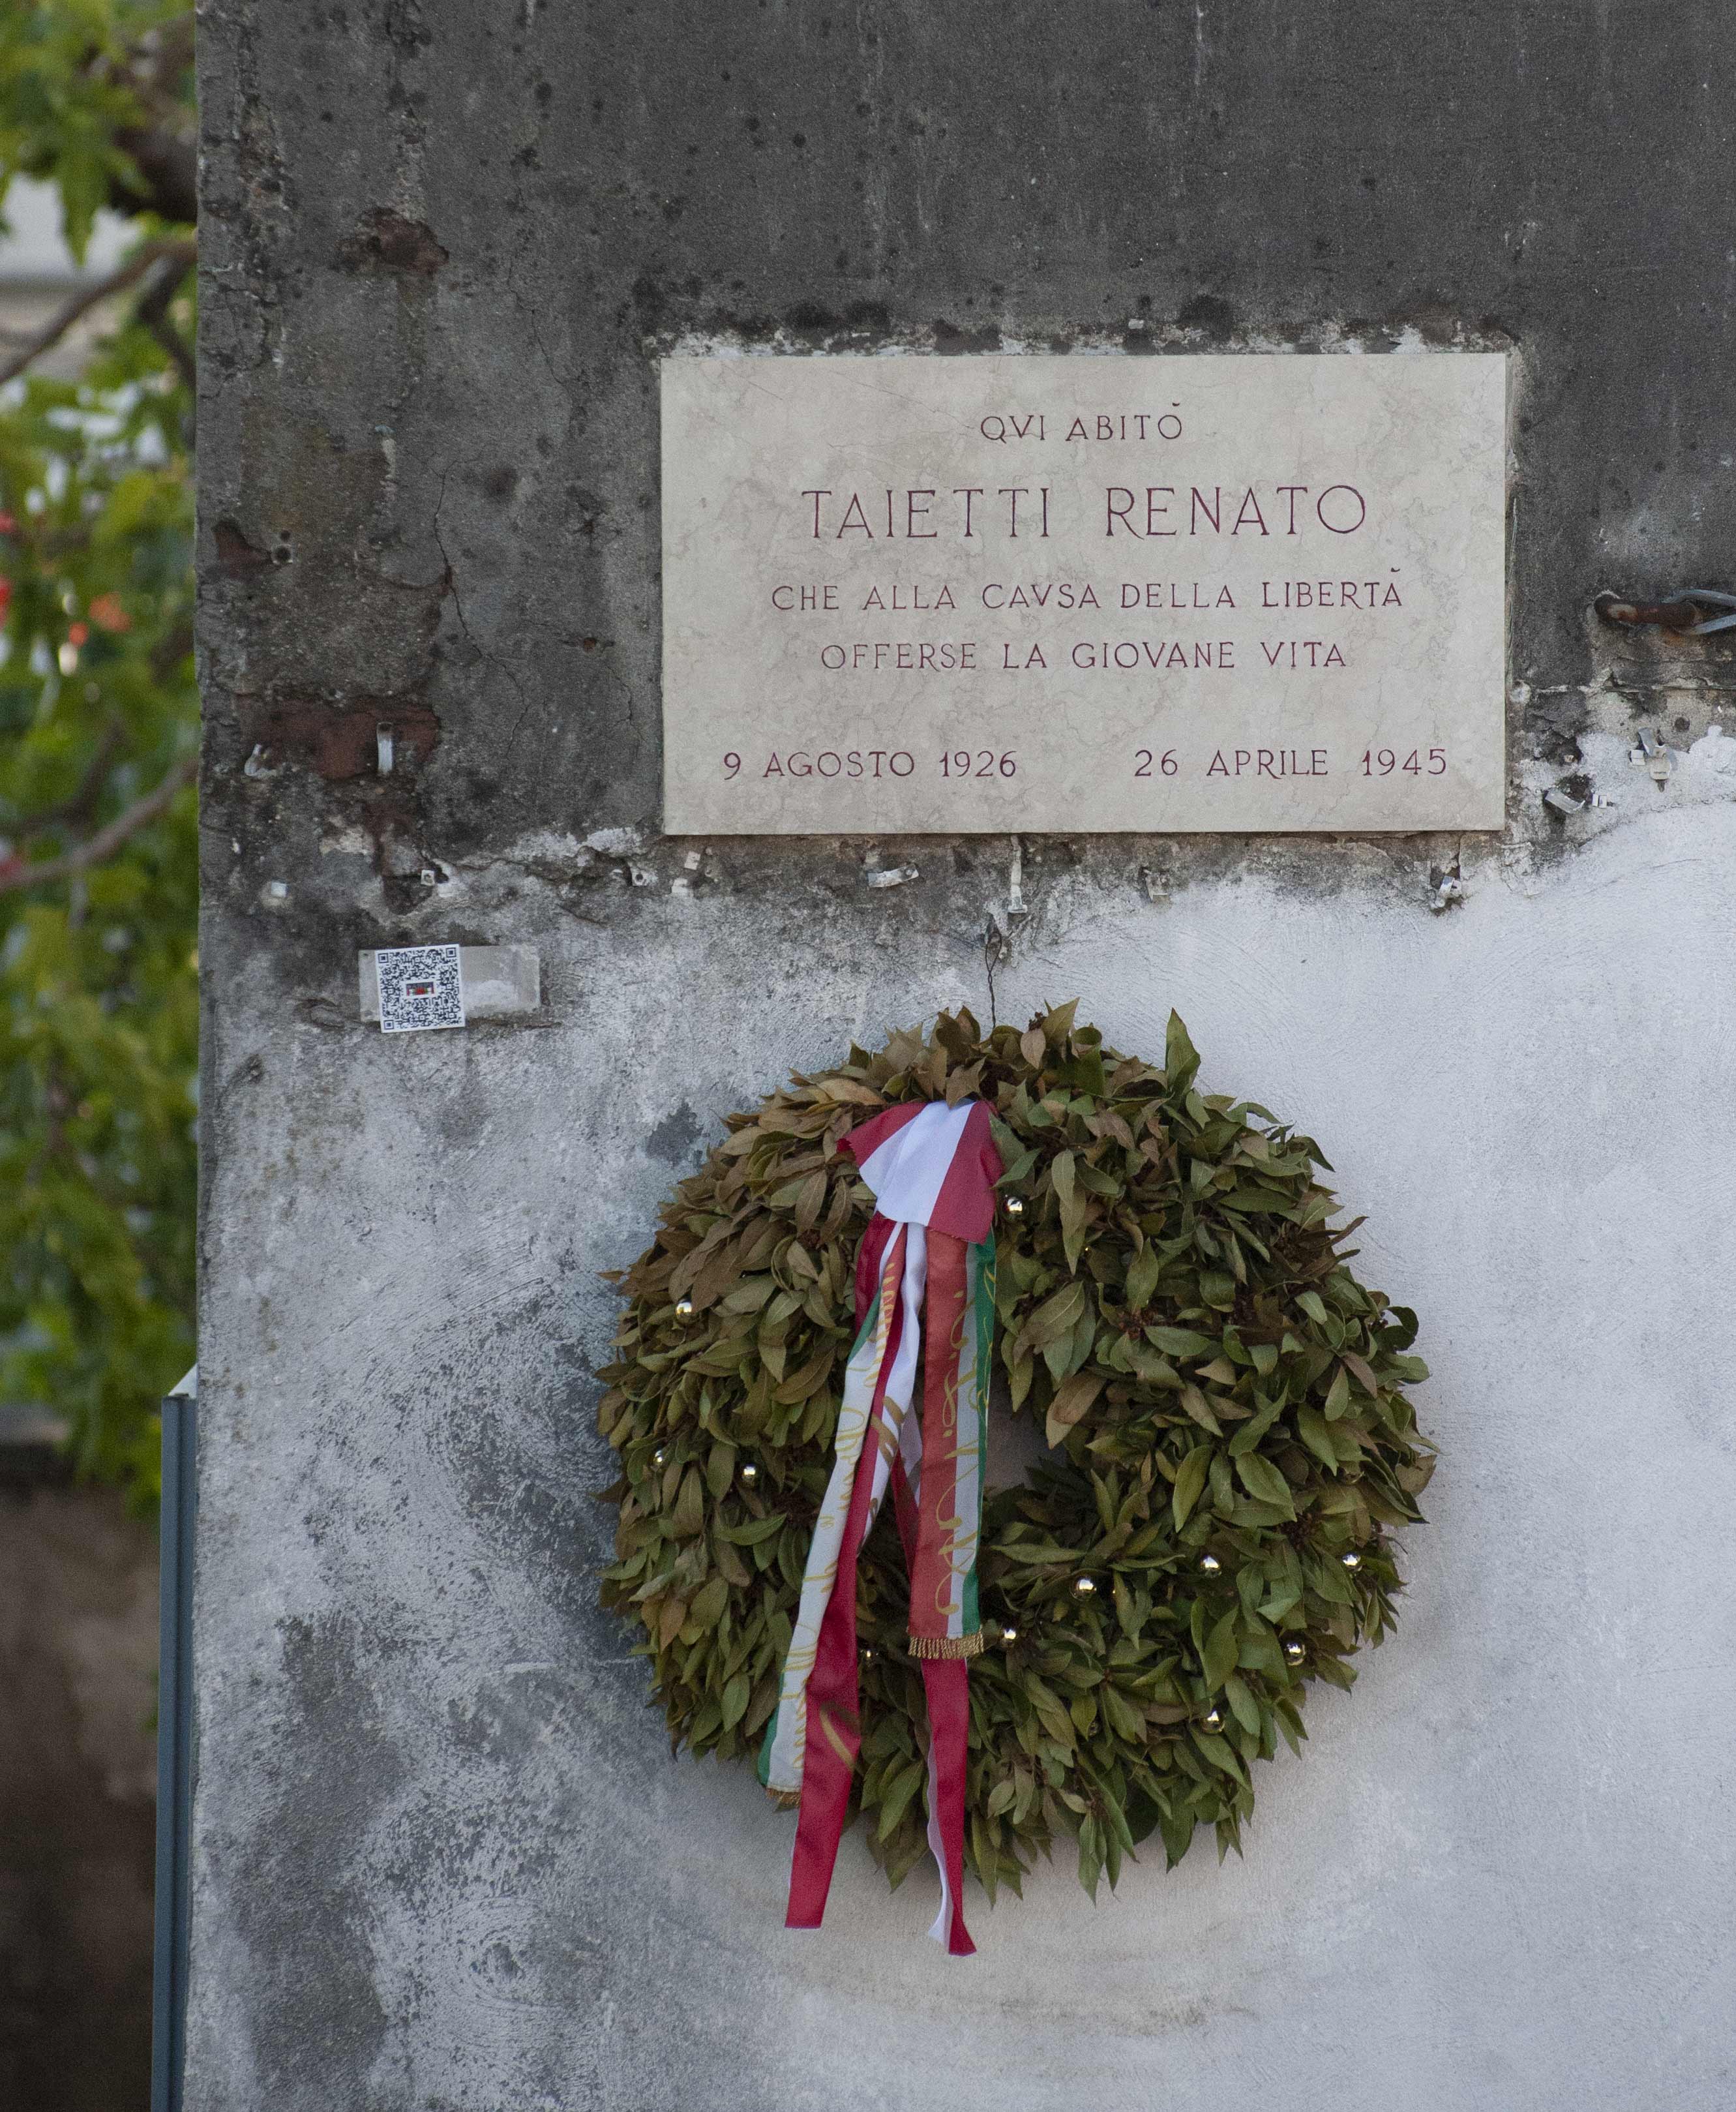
[785,1219,978,1955]
[909,1229,974,1955]
[786,1218,901,1934]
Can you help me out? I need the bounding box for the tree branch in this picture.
[134,256,196,394]
[14,721,128,842]
[111,124,198,228]
[0,756,196,897]
[97,18,198,227]
[0,239,196,388]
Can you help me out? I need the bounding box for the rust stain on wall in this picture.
[245,697,440,783]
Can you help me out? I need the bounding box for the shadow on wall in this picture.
[0,1415,157,2111]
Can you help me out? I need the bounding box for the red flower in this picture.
[67,621,88,646]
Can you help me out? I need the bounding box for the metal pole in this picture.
[151,1368,196,2112]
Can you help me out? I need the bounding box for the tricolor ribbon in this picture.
[758,1099,1002,1956]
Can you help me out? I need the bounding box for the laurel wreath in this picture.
[597,1004,1435,1901]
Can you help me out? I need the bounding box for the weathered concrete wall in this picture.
[192,5,1736,2106]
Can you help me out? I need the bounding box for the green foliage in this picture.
[599,1008,1436,1905]
[0,239,196,1498]
[0,2,193,259]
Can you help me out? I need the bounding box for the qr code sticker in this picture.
[376,944,465,1033]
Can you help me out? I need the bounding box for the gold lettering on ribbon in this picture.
[925,1284,980,1613]
[931,1501,970,1607]
[816,1702,860,1766]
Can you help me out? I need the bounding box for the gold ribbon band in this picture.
[905,1632,985,1661]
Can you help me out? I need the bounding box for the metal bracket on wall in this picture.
[151,1367,197,2112]
[1629,726,1676,783]
[1594,587,1736,637]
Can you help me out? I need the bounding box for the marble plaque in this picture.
[660,353,1506,834]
